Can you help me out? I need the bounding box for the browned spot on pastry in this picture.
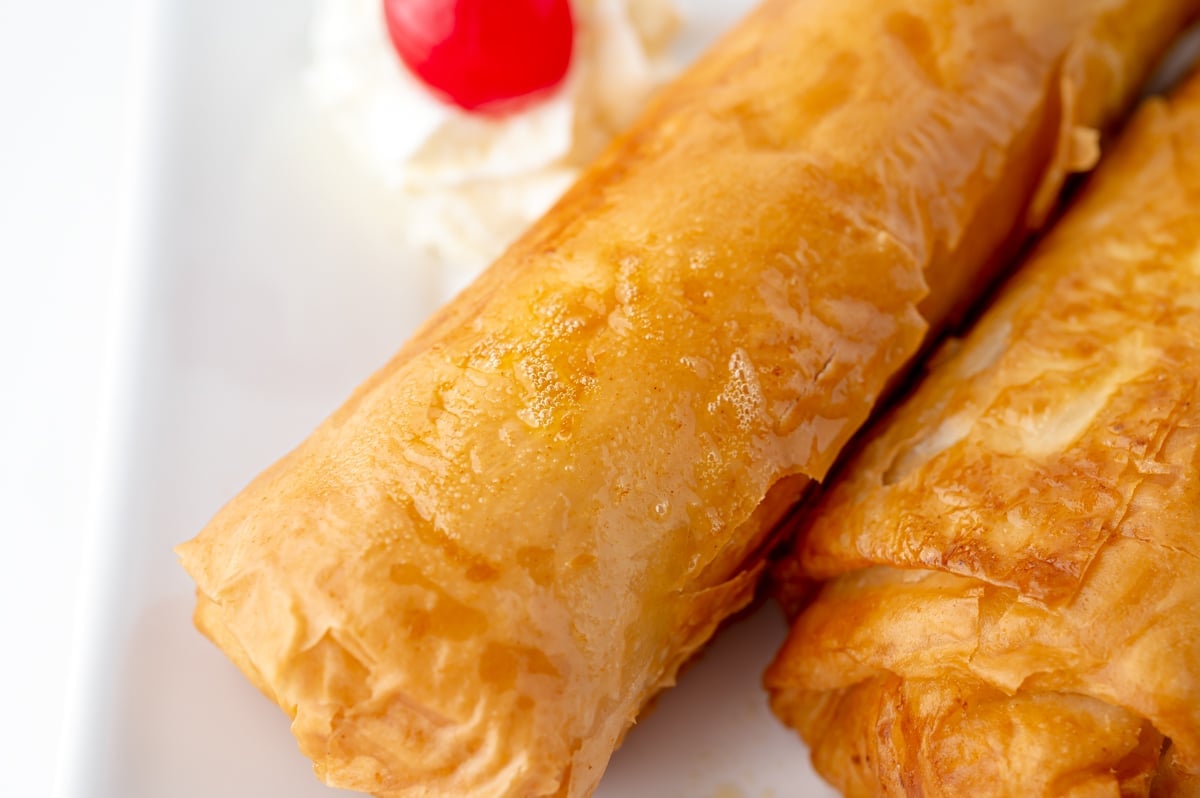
[885,12,941,87]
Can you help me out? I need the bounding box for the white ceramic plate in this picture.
[53,1,834,796]
[53,1,1200,795]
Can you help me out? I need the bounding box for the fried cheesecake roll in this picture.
[768,69,1200,797]
[177,1,1198,796]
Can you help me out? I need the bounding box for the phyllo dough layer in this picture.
[769,68,1200,797]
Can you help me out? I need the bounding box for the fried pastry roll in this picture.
[177,1,1198,796]
[767,69,1200,798]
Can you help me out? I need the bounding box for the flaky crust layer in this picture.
[768,70,1200,797]
[178,1,1196,796]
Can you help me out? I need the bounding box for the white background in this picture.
[0,1,142,794]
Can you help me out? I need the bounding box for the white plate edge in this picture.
[52,0,171,793]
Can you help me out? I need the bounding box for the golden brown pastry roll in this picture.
[767,68,1200,797]
[177,1,1198,796]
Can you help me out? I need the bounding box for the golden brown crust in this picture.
[773,673,1164,798]
[178,1,1196,796]
[769,71,1200,796]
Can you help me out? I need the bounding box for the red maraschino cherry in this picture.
[383,0,575,113]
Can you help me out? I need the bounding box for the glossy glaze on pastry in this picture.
[177,1,1198,795]
[768,68,1200,798]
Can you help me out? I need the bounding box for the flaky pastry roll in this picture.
[768,68,1200,797]
[177,1,1198,796]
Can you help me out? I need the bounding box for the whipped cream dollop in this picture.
[308,0,680,275]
